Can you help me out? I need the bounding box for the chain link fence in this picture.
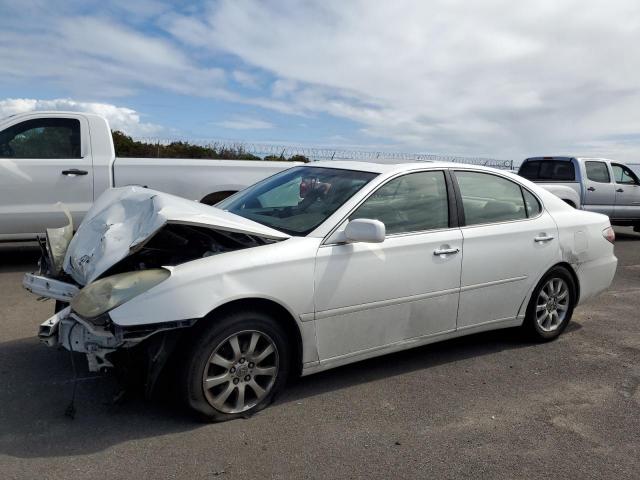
[135,137,514,170]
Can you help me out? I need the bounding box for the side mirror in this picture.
[344,219,385,243]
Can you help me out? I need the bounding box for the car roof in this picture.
[307,160,498,175]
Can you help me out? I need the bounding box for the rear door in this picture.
[582,160,615,217]
[611,163,640,220]
[452,170,560,329]
[0,116,93,237]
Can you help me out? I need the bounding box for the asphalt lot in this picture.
[1,228,639,480]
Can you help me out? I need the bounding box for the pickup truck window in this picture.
[0,118,81,159]
[611,164,639,185]
[585,161,611,183]
[518,160,575,181]
[455,171,527,225]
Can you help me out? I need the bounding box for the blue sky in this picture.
[2,0,640,162]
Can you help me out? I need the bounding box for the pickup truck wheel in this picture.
[522,266,576,341]
[181,310,290,422]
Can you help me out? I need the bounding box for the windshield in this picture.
[217,166,378,236]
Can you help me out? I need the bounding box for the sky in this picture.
[1,0,640,162]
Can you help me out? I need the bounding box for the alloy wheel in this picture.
[535,278,570,332]
[202,330,279,414]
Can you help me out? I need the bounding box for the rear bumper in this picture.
[575,255,617,304]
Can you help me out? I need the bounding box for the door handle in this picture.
[587,186,596,192]
[616,188,624,193]
[433,247,460,256]
[534,235,555,243]
[61,169,88,176]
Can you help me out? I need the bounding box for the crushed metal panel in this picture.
[63,186,289,285]
[45,204,73,274]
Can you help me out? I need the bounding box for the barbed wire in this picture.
[134,137,515,170]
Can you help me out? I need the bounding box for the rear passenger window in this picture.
[350,171,449,235]
[518,160,575,181]
[585,161,610,183]
[455,171,527,225]
[522,189,542,217]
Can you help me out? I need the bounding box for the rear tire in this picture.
[522,266,576,341]
[181,309,290,422]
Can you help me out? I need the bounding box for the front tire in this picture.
[522,266,576,341]
[181,310,290,422]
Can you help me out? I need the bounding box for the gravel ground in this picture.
[1,227,639,479]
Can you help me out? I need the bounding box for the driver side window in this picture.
[350,171,449,235]
[0,118,81,159]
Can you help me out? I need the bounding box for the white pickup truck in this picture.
[518,156,640,230]
[0,111,297,241]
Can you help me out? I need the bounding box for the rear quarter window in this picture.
[519,160,575,181]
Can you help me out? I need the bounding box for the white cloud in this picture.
[215,116,274,130]
[232,70,261,89]
[164,0,640,161]
[0,98,165,137]
[0,13,225,99]
[3,1,640,161]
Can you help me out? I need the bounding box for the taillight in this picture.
[602,226,615,244]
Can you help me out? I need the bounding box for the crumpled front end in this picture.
[38,306,122,371]
[63,186,289,286]
[23,185,288,374]
[37,306,196,373]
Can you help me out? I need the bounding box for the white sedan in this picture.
[24,161,617,421]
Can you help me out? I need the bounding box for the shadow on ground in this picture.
[0,244,40,273]
[0,319,580,459]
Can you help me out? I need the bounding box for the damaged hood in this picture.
[63,186,289,285]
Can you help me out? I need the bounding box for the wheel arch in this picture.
[199,297,304,377]
[518,261,581,318]
[554,261,581,303]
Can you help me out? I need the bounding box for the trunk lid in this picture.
[63,186,289,285]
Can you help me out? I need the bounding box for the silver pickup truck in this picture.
[518,156,640,231]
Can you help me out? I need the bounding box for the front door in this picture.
[314,170,462,361]
[452,170,560,329]
[582,160,615,217]
[611,163,640,220]
[0,116,93,237]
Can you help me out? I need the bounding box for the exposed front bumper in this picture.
[38,306,122,371]
[23,273,78,302]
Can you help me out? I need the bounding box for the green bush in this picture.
[113,131,311,162]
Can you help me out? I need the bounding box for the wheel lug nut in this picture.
[233,378,239,385]
[244,375,251,382]
[230,367,236,373]
[240,358,245,364]
[248,362,254,368]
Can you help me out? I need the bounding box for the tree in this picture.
[112,131,261,160]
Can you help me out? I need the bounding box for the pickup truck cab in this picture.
[518,156,640,229]
[0,111,297,241]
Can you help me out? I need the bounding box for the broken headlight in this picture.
[71,269,170,319]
